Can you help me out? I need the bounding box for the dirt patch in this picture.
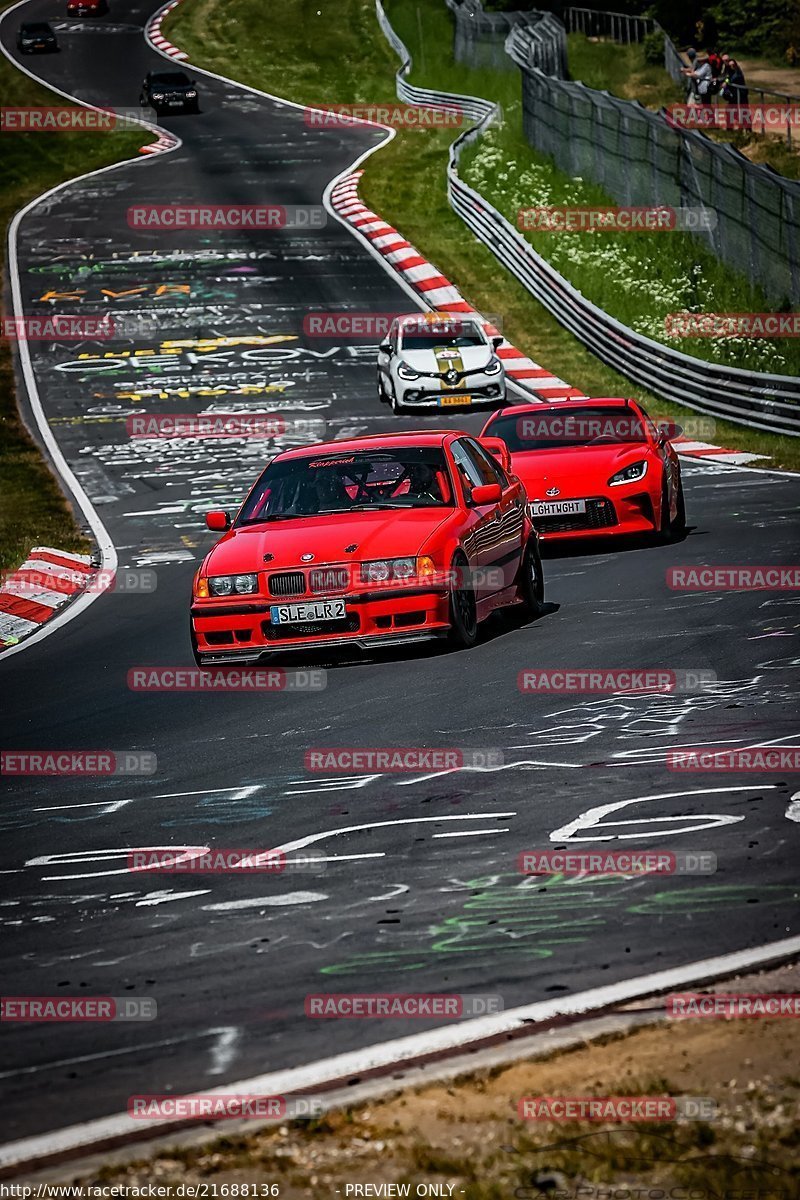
[736,59,800,96]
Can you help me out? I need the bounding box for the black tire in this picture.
[671,478,686,538]
[518,536,545,619]
[447,552,478,649]
[658,476,685,543]
[656,479,672,543]
[389,386,404,415]
[377,373,389,405]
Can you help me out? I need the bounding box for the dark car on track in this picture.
[140,70,200,115]
[17,21,59,52]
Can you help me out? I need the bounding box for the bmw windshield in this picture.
[237,447,455,524]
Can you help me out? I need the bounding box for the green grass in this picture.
[164,0,800,470]
[0,2,144,572]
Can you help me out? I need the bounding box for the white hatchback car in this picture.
[377,313,506,413]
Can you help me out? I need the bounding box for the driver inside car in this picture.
[402,462,443,505]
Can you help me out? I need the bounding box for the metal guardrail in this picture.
[503,13,568,80]
[445,0,563,75]
[373,0,800,436]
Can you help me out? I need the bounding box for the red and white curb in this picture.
[139,130,179,156]
[330,171,587,403]
[671,439,768,466]
[0,548,96,651]
[145,0,188,60]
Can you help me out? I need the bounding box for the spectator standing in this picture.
[682,54,714,106]
[724,58,749,105]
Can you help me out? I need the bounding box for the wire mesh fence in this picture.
[506,47,800,304]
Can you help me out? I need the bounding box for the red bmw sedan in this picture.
[190,431,544,665]
[480,398,686,542]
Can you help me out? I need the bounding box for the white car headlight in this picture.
[608,460,648,486]
[484,356,503,376]
[209,574,258,596]
[397,361,420,381]
[361,558,418,584]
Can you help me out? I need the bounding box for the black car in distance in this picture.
[17,21,59,52]
[139,71,200,115]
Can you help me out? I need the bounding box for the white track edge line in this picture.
[0,0,186,661]
[1,933,799,1172]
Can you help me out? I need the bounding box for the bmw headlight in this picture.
[361,557,418,584]
[186,90,197,97]
[397,361,420,381]
[208,574,258,596]
[484,356,503,376]
[608,460,648,486]
[151,92,166,101]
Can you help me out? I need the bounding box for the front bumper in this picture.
[191,586,451,661]
[394,377,505,407]
[531,492,657,539]
[154,99,196,110]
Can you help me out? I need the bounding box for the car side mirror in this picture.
[478,436,511,472]
[491,335,504,349]
[471,482,502,505]
[205,510,231,531]
[378,340,391,353]
[657,421,682,442]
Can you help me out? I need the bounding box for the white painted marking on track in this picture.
[136,889,211,906]
[25,846,211,880]
[269,813,517,857]
[202,892,328,911]
[549,786,761,842]
[431,828,510,838]
[0,1027,239,1080]
[207,1027,241,1075]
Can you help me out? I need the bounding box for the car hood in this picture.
[511,445,652,497]
[400,344,492,373]
[203,509,452,574]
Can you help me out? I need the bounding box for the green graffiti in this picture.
[320,874,798,978]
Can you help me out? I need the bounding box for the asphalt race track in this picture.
[1,0,799,1147]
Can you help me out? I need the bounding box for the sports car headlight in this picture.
[151,92,165,101]
[608,460,648,486]
[484,356,502,376]
[361,557,418,583]
[208,573,258,596]
[397,361,420,381]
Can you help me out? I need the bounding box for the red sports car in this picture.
[191,431,544,664]
[480,398,686,542]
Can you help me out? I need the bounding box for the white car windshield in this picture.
[400,324,485,351]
